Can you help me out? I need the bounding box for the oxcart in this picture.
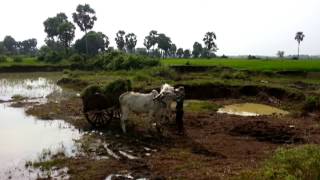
[81,80,131,127]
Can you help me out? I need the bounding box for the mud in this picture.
[24,96,320,179]
[230,120,305,143]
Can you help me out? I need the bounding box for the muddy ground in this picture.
[24,96,320,180]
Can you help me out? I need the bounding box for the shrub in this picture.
[13,56,23,63]
[302,96,320,112]
[236,145,320,180]
[69,54,85,64]
[45,51,62,62]
[248,55,260,60]
[233,71,249,80]
[92,51,160,71]
[150,66,178,80]
[0,55,7,63]
[221,54,229,58]
[133,73,151,82]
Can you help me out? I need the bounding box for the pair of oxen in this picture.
[119,84,184,133]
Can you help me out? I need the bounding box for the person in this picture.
[175,86,185,134]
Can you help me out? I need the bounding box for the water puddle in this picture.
[217,103,289,116]
[0,73,82,179]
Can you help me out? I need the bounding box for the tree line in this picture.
[0,3,305,61]
[0,3,218,62]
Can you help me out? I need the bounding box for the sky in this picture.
[0,0,319,56]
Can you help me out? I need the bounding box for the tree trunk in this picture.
[85,29,88,55]
[297,42,300,59]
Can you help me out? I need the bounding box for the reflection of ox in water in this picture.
[119,84,178,133]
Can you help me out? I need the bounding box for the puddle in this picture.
[0,73,82,179]
[217,103,289,116]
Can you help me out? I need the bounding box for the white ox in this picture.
[119,89,168,133]
[155,83,177,122]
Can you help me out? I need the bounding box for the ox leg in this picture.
[120,107,128,133]
[148,112,157,131]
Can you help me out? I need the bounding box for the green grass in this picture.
[0,57,70,67]
[162,58,320,72]
[184,100,220,112]
[236,145,320,180]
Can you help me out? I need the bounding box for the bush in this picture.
[150,66,179,80]
[302,96,320,112]
[37,46,62,63]
[69,54,85,64]
[248,55,260,60]
[45,51,62,63]
[220,71,249,80]
[236,145,320,180]
[0,55,7,63]
[13,56,23,63]
[221,54,229,58]
[89,51,160,71]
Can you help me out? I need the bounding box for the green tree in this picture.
[183,49,191,58]
[169,44,177,57]
[192,42,203,58]
[295,31,305,59]
[115,30,126,51]
[277,50,285,58]
[203,32,217,56]
[3,36,17,54]
[72,4,97,54]
[75,31,108,55]
[149,30,158,50]
[143,36,153,53]
[58,21,76,53]
[20,39,37,55]
[44,13,68,41]
[43,12,75,53]
[125,33,137,53]
[176,48,184,58]
[157,33,171,58]
[0,42,6,54]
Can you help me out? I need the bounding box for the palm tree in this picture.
[295,32,305,59]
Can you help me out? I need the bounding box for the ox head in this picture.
[174,86,185,98]
[154,85,177,104]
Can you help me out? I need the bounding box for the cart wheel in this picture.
[84,110,113,127]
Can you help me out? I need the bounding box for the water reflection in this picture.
[0,73,82,179]
[0,77,62,101]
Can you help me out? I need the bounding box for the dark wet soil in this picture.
[25,96,320,179]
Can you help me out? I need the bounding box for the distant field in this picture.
[162,58,320,72]
[0,57,70,67]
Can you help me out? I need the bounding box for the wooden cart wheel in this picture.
[84,109,114,127]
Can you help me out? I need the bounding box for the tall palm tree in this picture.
[295,32,305,59]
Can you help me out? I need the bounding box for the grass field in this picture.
[0,57,70,67]
[162,58,320,72]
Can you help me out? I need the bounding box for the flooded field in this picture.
[217,103,289,116]
[0,73,82,179]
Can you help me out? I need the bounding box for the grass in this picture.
[184,100,220,112]
[0,57,70,67]
[162,58,320,72]
[236,145,320,180]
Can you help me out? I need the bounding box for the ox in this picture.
[119,89,170,133]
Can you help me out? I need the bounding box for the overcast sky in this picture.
[0,0,319,56]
